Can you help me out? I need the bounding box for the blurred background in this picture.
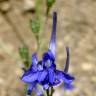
[0,0,96,96]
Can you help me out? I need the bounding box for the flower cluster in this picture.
[20,12,75,96]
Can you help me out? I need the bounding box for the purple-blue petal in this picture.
[37,61,43,71]
[21,72,38,83]
[43,50,55,62]
[27,83,36,95]
[32,53,38,65]
[56,70,75,84]
[48,68,55,84]
[49,12,57,58]
[30,65,38,72]
[63,83,74,90]
[29,53,38,72]
[43,84,49,90]
[34,86,43,96]
[63,73,75,82]
[38,70,48,82]
[53,79,61,86]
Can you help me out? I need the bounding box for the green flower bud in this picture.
[46,0,55,7]
[30,17,41,36]
[46,0,55,16]
[19,46,29,68]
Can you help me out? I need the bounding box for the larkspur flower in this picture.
[20,11,75,96]
[40,12,74,89]
[21,53,47,96]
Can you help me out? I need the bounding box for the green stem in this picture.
[46,6,50,16]
[46,89,49,96]
[51,87,54,96]
[35,0,41,17]
[35,35,40,52]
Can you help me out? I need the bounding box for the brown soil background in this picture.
[0,0,96,96]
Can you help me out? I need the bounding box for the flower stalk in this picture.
[50,87,54,96]
[46,89,49,96]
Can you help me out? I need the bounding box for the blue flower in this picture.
[41,12,75,89]
[42,47,74,89]
[21,53,47,96]
[20,11,75,95]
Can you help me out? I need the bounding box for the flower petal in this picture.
[43,50,55,62]
[29,53,38,72]
[37,61,43,71]
[64,47,70,73]
[38,70,48,82]
[34,86,43,96]
[21,71,38,83]
[63,83,74,90]
[32,53,38,65]
[43,83,49,90]
[53,79,61,86]
[63,73,75,82]
[56,70,75,84]
[27,83,36,95]
[48,68,55,84]
[49,12,57,58]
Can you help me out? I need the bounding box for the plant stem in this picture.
[35,35,40,53]
[50,87,54,96]
[46,89,49,96]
